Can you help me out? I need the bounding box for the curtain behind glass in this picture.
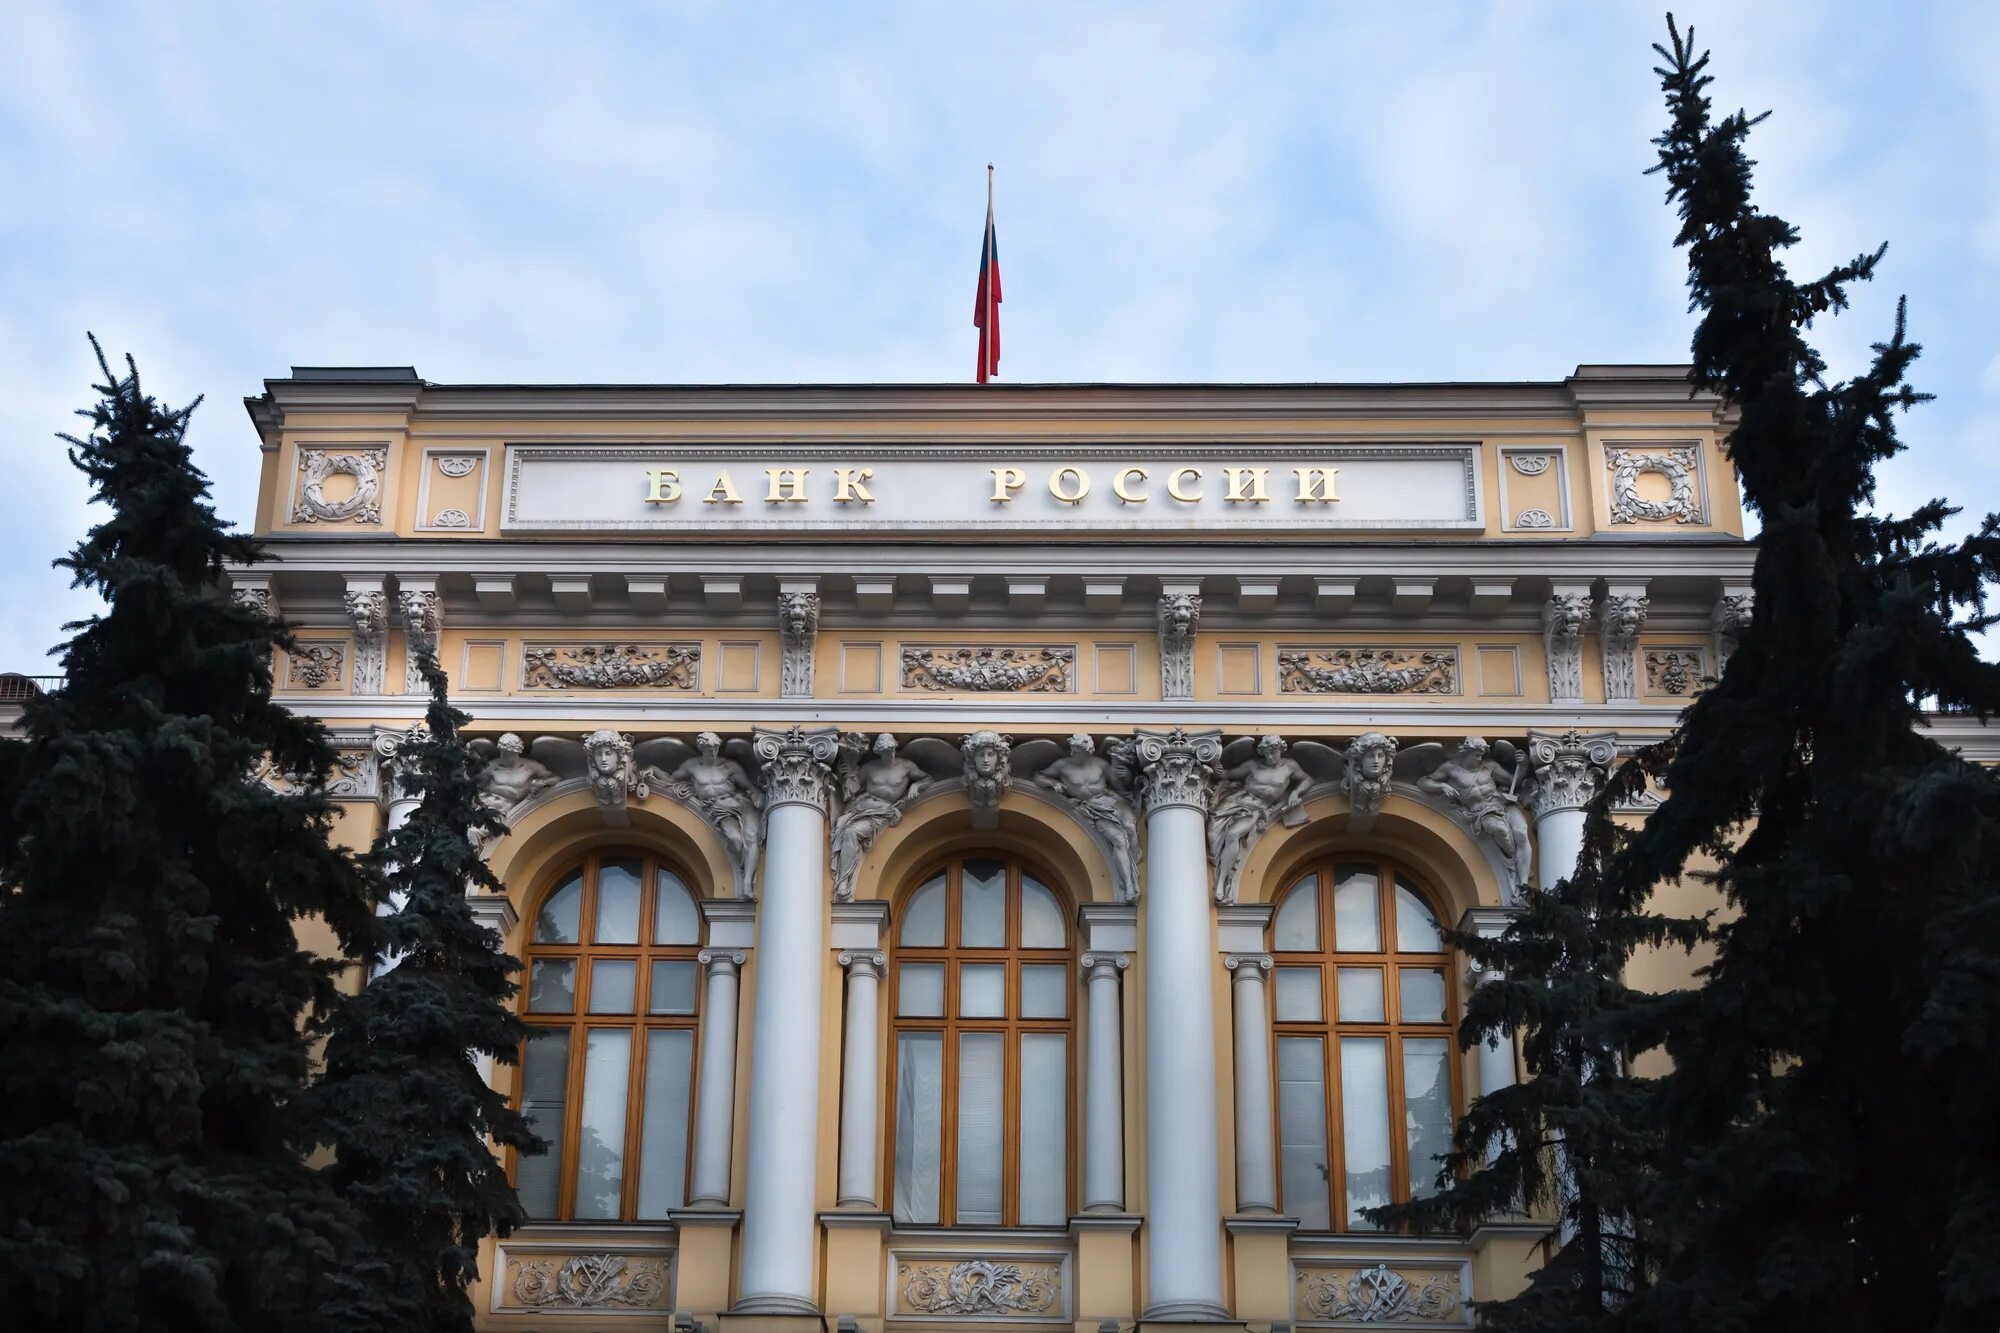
[894,1033,943,1224]
[517,1030,571,1217]
[1276,1035,1331,1230]
[1018,1034,1066,1224]
[636,1029,694,1217]
[574,1030,632,1219]
[955,1032,1005,1224]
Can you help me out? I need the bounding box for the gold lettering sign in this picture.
[637,464,1348,509]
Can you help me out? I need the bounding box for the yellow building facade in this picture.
[209,366,1821,1330]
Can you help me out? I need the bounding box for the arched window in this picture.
[1268,858,1458,1231]
[513,850,703,1221]
[888,854,1074,1227]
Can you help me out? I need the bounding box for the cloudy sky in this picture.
[3,2,1996,668]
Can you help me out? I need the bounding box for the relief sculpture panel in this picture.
[1278,647,1458,695]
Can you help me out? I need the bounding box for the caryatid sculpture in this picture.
[1032,733,1142,904]
[830,734,935,902]
[474,733,561,816]
[1408,736,1533,892]
[667,732,765,898]
[1207,735,1313,905]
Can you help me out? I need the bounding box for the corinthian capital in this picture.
[1525,729,1617,819]
[753,725,841,813]
[1132,726,1223,814]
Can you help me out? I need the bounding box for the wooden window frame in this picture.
[885,853,1078,1228]
[1267,855,1461,1232]
[509,849,704,1222]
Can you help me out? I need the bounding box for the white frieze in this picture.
[522,643,699,690]
[896,1257,1062,1317]
[1278,647,1457,695]
[900,644,1073,693]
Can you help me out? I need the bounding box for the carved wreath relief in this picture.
[291,447,387,524]
[898,1259,1061,1316]
[1279,648,1457,695]
[1605,445,1703,524]
[1295,1263,1459,1323]
[509,1253,666,1309]
[523,643,699,690]
[900,645,1073,693]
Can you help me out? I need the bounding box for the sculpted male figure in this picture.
[831,734,933,902]
[477,733,560,814]
[1416,737,1532,888]
[1034,733,1141,904]
[670,732,764,894]
[1209,736,1312,904]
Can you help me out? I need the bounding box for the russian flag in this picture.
[974,168,1001,383]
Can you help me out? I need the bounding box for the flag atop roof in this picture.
[974,165,1001,383]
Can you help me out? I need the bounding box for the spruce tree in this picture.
[1609,20,2000,1331]
[304,654,537,1333]
[0,341,398,1331]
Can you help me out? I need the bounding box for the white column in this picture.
[1225,953,1277,1214]
[1080,951,1129,1212]
[1134,727,1228,1321]
[735,726,839,1316]
[688,948,746,1207]
[368,723,426,981]
[1526,729,1617,892]
[1456,913,1517,1165]
[835,950,885,1207]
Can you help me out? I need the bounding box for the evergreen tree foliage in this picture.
[1387,18,2000,1332]
[0,341,399,1331]
[304,655,538,1332]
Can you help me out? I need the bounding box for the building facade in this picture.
[211,366,1766,1329]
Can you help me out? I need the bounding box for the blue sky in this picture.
[3,2,1996,668]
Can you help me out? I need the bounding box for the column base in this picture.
[1140,1299,1235,1321]
[729,1293,822,1315]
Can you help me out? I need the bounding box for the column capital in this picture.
[1224,952,1274,979]
[371,722,430,808]
[699,947,747,977]
[1133,726,1223,814]
[753,725,840,812]
[1081,951,1129,981]
[837,950,886,978]
[1525,728,1618,819]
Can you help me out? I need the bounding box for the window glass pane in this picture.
[959,963,1005,1018]
[1020,964,1067,1019]
[960,859,1006,947]
[1394,883,1442,952]
[528,959,575,1014]
[1276,1036,1331,1230]
[1274,967,1322,1022]
[1019,1033,1067,1224]
[1333,866,1381,952]
[654,869,699,945]
[1337,967,1385,1022]
[589,960,636,1014]
[649,960,698,1015]
[955,1033,1005,1224]
[901,876,946,947]
[1399,969,1448,1024]
[893,1033,944,1225]
[534,871,582,944]
[1403,1038,1455,1200]
[898,962,944,1017]
[1339,1037,1392,1228]
[594,858,642,944]
[636,1030,694,1217]
[516,1030,571,1217]
[1273,877,1320,951]
[574,1030,633,1219]
[1020,876,1065,948]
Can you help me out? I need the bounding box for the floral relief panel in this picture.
[1293,1259,1471,1328]
[888,1251,1071,1323]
